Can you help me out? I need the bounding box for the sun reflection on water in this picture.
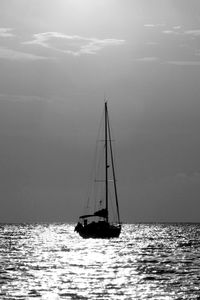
[0,223,200,299]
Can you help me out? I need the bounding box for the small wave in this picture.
[61,246,70,252]
[41,292,60,300]
[0,223,200,300]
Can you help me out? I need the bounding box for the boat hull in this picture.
[75,221,121,239]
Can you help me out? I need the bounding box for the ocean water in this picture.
[0,223,200,300]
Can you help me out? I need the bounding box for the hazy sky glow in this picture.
[0,0,200,222]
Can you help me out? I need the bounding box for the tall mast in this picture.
[107,112,121,224]
[105,101,108,222]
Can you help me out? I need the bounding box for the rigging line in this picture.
[84,106,105,214]
[108,188,116,223]
[94,109,106,213]
[108,117,118,172]
[94,143,104,212]
[83,140,98,213]
[105,102,109,222]
[109,114,119,170]
[95,143,104,181]
[107,110,121,224]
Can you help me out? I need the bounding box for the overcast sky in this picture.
[0,0,200,223]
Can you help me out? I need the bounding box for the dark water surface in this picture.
[0,223,200,299]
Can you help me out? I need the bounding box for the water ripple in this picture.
[0,223,200,299]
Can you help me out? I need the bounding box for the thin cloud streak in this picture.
[144,24,156,28]
[0,46,47,61]
[134,57,200,66]
[144,24,165,28]
[135,56,160,62]
[24,32,125,56]
[0,28,15,38]
[173,26,181,30]
[0,93,46,102]
[185,29,200,36]
[167,60,200,66]
[163,30,179,35]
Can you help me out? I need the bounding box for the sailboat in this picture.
[75,101,121,238]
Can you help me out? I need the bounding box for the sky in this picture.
[0,0,200,223]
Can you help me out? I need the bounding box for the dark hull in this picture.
[75,222,121,239]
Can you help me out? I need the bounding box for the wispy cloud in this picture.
[24,32,125,56]
[144,24,182,35]
[135,57,160,62]
[162,26,182,35]
[173,26,181,30]
[185,29,200,36]
[167,60,200,66]
[144,24,165,28]
[144,24,156,28]
[0,47,47,61]
[0,93,44,102]
[134,57,200,66]
[163,30,175,34]
[0,27,15,38]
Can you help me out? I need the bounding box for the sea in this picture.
[0,223,200,300]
